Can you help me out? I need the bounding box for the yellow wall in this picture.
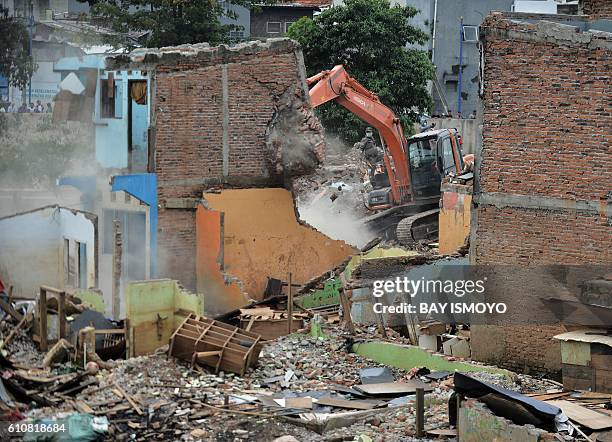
[125,279,204,356]
[196,188,355,315]
[439,185,472,255]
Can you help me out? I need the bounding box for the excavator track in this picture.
[396,208,440,245]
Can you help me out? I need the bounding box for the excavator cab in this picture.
[367,128,464,209]
[409,128,464,200]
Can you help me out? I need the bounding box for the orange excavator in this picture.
[307,65,472,243]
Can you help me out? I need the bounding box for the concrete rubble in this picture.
[1,304,584,441]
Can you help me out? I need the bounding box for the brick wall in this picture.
[110,40,325,289]
[580,0,612,18]
[472,15,612,375]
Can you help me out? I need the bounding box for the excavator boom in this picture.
[307,65,412,204]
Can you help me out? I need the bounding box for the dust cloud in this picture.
[293,135,377,248]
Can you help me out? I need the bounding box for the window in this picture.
[229,29,245,40]
[77,241,87,289]
[267,21,281,35]
[408,138,437,169]
[100,74,122,119]
[284,21,295,33]
[440,137,457,175]
[100,78,115,118]
[462,25,479,42]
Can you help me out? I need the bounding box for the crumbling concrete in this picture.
[458,399,555,442]
[471,13,612,375]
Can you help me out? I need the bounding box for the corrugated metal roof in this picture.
[553,330,612,347]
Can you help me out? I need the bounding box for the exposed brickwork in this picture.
[110,40,325,289]
[473,15,612,376]
[479,23,611,201]
[580,0,612,18]
[475,206,611,265]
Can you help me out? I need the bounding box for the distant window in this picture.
[462,26,479,42]
[100,78,116,118]
[229,29,245,40]
[284,21,295,33]
[267,21,281,35]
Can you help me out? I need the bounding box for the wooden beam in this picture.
[58,291,66,340]
[113,383,143,415]
[416,387,425,438]
[287,272,293,336]
[339,290,355,334]
[0,298,22,322]
[0,312,31,351]
[39,288,48,352]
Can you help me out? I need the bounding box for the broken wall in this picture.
[0,205,97,297]
[458,399,554,442]
[107,40,325,291]
[471,15,612,374]
[196,188,354,315]
[125,279,204,356]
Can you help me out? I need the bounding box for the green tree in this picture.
[0,7,36,91]
[287,0,434,143]
[93,0,254,48]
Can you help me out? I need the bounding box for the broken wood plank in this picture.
[95,404,130,416]
[547,400,612,431]
[529,392,571,401]
[285,397,313,409]
[339,290,355,334]
[0,298,23,322]
[426,428,457,438]
[114,383,143,415]
[75,400,94,414]
[316,397,376,410]
[355,381,433,396]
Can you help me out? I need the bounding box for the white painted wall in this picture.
[512,0,557,13]
[0,206,96,297]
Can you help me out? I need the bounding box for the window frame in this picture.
[266,21,282,35]
[439,136,457,175]
[462,25,479,42]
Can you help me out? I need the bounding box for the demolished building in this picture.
[103,39,351,310]
[470,12,612,375]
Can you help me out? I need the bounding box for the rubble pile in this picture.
[0,288,609,442]
[0,316,44,367]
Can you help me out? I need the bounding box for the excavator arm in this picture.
[307,65,412,205]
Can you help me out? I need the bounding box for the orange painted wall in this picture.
[196,204,248,316]
[196,188,354,315]
[439,184,472,255]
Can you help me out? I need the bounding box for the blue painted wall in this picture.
[95,70,150,170]
[111,173,158,278]
[54,55,150,171]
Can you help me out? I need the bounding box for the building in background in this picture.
[220,1,251,40]
[250,2,325,38]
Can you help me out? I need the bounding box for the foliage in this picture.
[287,0,434,143]
[0,7,36,90]
[0,114,93,187]
[92,0,256,49]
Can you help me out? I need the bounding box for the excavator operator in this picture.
[354,127,383,182]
